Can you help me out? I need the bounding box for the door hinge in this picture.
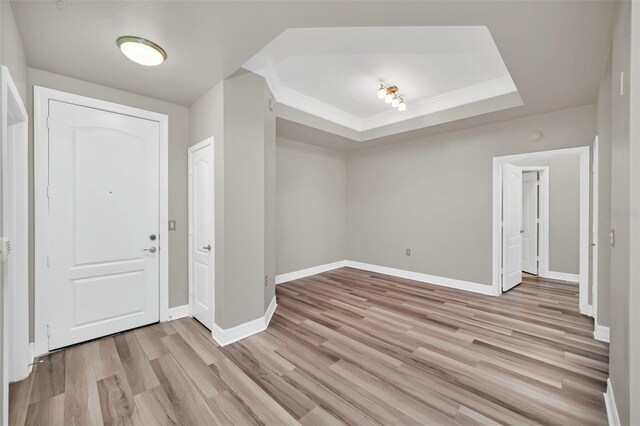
[47,116,54,129]
[46,255,51,267]
[46,324,51,337]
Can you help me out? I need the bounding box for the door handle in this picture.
[144,247,157,253]
[203,244,211,251]
[520,230,525,234]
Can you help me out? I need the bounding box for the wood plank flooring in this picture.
[9,268,609,425]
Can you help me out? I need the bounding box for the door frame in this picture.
[2,66,29,426]
[492,146,591,315]
[187,137,215,323]
[591,136,599,323]
[520,166,550,277]
[33,86,169,356]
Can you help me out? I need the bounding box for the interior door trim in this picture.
[33,86,169,356]
[492,146,591,316]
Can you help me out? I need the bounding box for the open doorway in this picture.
[492,146,591,315]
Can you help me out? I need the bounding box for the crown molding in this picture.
[245,60,518,132]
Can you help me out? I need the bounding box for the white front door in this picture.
[188,139,214,330]
[47,100,160,350]
[502,163,523,292]
[522,172,539,275]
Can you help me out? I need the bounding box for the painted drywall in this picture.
[607,2,631,424]
[276,138,347,275]
[189,70,275,329]
[597,53,612,328]
[0,2,27,102]
[347,104,596,287]
[26,68,190,340]
[221,70,270,328]
[512,156,580,276]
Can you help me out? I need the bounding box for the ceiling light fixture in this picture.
[116,36,167,67]
[377,84,406,112]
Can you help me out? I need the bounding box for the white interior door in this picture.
[522,172,539,275]
[46,100,160,350]
[189,139,214,330]
[502,163,523,291]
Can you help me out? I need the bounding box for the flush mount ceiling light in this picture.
[116,36,167,67]
[377,84,406,111]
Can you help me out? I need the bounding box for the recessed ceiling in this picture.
[244,26,521,131]
[11,0,615,145]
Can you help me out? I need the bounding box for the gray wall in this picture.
[346,104,596,287]
[26,68,191,339]
[276,138,347,275]
[1,1,27,102]
[606,2,631,424]
[189,70,275,329]
[512,156,580,275]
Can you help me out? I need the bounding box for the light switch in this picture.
[168,220,176,231]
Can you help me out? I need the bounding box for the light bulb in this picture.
[377,87,386,99]
[384,93,393,103]
[391,96,400,108]
[398,102,406,112]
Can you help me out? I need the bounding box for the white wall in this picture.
[346,104,596,287]
[276,137,347,275]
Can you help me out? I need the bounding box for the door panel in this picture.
[522,172,539,275]
[189,141,214,330]
[47,100,160,350]
[502,163,523,292]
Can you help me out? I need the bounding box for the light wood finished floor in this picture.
[10,268,609,425]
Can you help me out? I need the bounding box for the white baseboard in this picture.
[604,378,620,426]
[544,271,580,283]
[276,260,348,284]
[167,304,190,321]
[594,322,610,343]
[345,260,499,296]
[212,295,277,347]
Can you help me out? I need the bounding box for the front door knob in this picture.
[203,244,211,251]
[144,247,157,253]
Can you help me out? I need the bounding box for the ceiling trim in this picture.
[250,59,518,132]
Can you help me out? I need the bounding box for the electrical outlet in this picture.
[406,248,411,256]
[168,220,176,231]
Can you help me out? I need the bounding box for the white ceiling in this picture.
[10,1,616,145]
[244,26,519,131]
